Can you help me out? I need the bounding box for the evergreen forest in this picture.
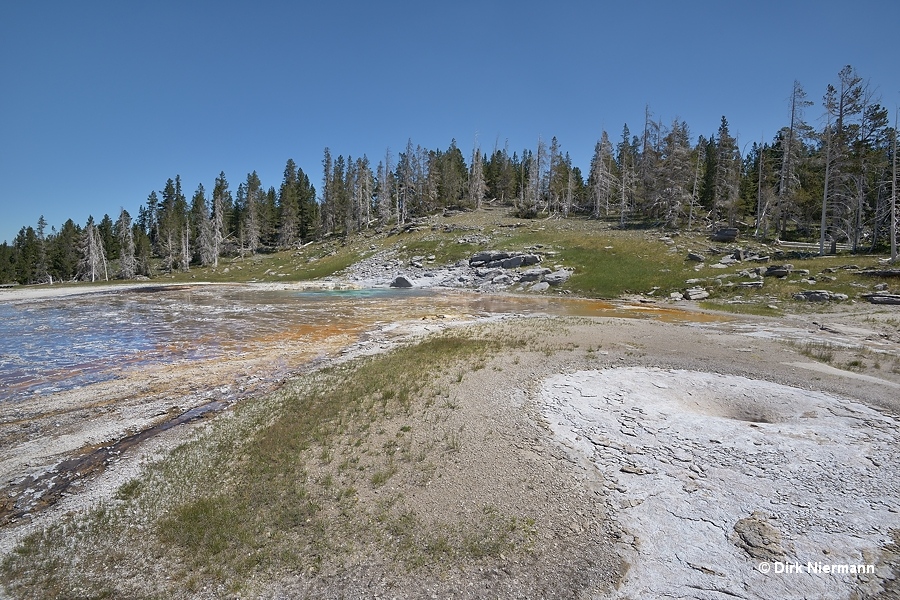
[2,66,897,285]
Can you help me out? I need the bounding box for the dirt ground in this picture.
[2,284,900,598]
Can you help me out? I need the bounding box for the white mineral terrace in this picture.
[542,367,899,599]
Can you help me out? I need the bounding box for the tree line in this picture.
[1,65,897,285]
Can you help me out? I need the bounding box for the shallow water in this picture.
[0,285,714,402]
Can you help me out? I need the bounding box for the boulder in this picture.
[686,252,705,262]
[859,269,900,278]
[501,255,524,269]
[861,293,900,305]
[475,267,503,279]
[683,287,710,301]
[389,275,413,288]
[710,227,739,242]
[521,254,541,266]
[470,250,510,265]
[793,289,848,302]
[544,269,573,286]
[764,264,794,278]
[528,282,550,293]
[520,267,552,282]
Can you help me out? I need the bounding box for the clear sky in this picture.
[2,0,898,245]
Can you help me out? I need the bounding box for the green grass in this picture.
[394,237,481,266]
[489,225,692,298]
[698,301,784,317]
[159,247,362,284]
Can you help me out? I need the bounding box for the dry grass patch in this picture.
[1,326,536,599]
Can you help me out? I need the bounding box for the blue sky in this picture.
[2,0,898,245]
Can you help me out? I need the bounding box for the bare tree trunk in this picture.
[754,138,765,238]
[820,120,833,256]
[893,110,898,262]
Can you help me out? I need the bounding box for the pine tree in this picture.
[191,184,215,266]
[211,172,230,266]
[376,149,394,226]
[713,116,740,226]
[278,159,300,248]
[158,179,179,271]
[35,215,50,283]
[820,66,865,253]
[616,125,636,227]
[13,226,39,284]
[239,171,262,255]
[49,219,81,281]
[322,148,335,233]
[468,144,486,209]
[657,120,694,227]
[589,132,615,218]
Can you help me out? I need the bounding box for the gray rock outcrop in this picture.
[862,293,900,305]
[764,264,794,277]
[389,275,413,288]
[683,287,710,300]
[793,289,848,302]
[520,267,552,282]
[544,269,572,286]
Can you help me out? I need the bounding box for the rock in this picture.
[793,290,848,302]
[520,267,552,282]
[686,252,705,262]
[528,282,550,293]
[859,269,900,278]
[389,275,413,288]
[862,293,900,305]
[736,281,763,289]
[683,287,709,301]
[732,512,786,561]
[501,256,524,269]
[491,274,511,284]
[765,264,794,277]
[475,267,501,278]
[874,283,889,291]
[710,227,739,242]
[544,269,572,286]
[521,254,541,266]
[470,250,510,265]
